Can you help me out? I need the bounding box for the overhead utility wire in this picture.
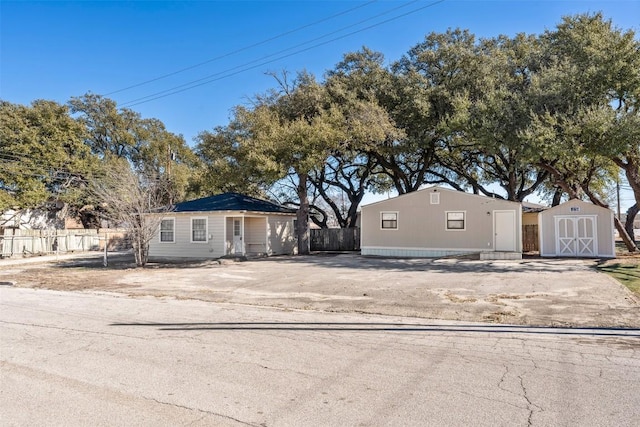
[122,0,443,107]
[121,0,421,106]
[105,1,378,96]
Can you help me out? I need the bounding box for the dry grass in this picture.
[444,292,477,303]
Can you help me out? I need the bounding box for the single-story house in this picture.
[1,201,85,230]
[538,199,615,258]
[148,193,297,261]
[360,186,522,259]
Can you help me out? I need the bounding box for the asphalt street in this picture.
[1,287,639,426]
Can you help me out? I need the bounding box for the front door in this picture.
[233,219,243,254]
[494,210,516,251]
[555,216,596,257]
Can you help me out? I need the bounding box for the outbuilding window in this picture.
[160,218,175,242]
[381,212,398,229]
[191,217,208,242]
[446,211,465,231]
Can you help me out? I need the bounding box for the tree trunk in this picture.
[551,187,563,207]
[583,188,637,253]
[614,215,637,253]
[296,172,310,255]
[625,204,638,244]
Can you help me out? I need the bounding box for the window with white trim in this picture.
[446,211,465,230]
[381,212,398,229]
[160,218,175,242]
[191,217,208,242]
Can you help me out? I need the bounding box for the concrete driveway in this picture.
[3,253,638,327]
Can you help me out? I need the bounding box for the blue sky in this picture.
[1,0,638,207]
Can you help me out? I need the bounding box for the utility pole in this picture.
[616,176,621,220]
[166,144,175,206]
[167,144,172,177]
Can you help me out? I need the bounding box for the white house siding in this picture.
[361,187,522,257]
[267,216,296,255]
[149,214,225,260]
[538,199,615,258]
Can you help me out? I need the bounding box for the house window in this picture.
[446,211,465,230]
[160,218,175,243]
[191,217,208,242]
[381,212,398,229]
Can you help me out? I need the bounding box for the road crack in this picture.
[144,397,261,426]
[517,371,543,426]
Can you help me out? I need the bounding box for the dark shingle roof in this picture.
[173,192,296,214]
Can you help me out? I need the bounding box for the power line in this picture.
[105,1,379,96]
[121,0,445,108]
[120,0,423,106]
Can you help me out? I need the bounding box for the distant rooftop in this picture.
[173,192,296,214]
[522,201,548,213]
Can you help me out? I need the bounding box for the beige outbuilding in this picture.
[538,199,616,258]
[361,186,522,259]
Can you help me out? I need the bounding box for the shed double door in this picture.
[554,216,597,257]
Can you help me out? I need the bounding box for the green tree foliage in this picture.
[194,123,268,198]
[237,72,347,254]
[319,48,403,227]
[384,29,478,194]
[530,13,640,250]
[134,117,201,204]
[69,93,199,205]
[440,33,550,201]
[0,99,97,211]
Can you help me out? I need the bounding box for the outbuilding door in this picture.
[494,210,516,251]
[554,216,597,257]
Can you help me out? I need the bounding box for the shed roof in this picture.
[174,192,296,214]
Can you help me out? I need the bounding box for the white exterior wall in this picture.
[361,187,522,257]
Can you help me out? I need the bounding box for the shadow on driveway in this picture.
[249,253,599,274]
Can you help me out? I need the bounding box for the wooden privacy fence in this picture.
[0,229,130,258]
[522,224,539,252]
[310,228,360,251]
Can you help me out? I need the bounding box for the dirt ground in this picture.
[2,252,638,327]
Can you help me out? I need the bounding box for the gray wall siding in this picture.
[245,217,267,254]
[149,212,296,260]
[149,214,225,259]
[361,187,522,257]
[539,199,615,257]
[267,217,296,255]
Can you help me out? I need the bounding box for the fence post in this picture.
[103,231,108,267]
